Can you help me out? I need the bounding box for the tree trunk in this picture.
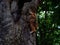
[0,0,40,45]
[0,0,21,45]
[19,14,36,45]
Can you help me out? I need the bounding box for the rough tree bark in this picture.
[0,0,21,45]
[0,0,40,45]
[18,0,40,45]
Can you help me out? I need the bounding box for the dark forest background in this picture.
[37,0,60,45]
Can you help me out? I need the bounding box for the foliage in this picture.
[37,0,60,45]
